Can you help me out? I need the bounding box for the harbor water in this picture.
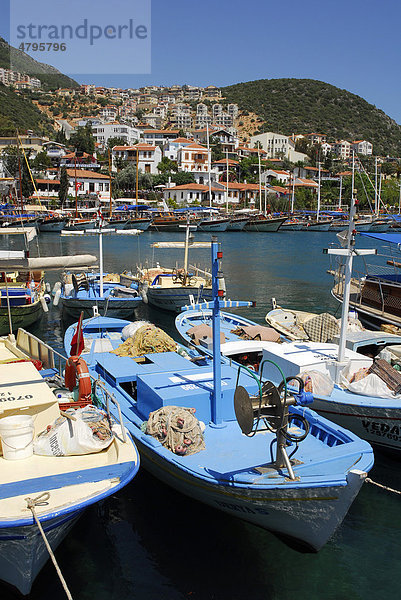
[3,230,400,600]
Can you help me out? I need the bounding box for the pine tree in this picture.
[59,166,69,206]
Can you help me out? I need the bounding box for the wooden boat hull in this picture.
[226,218,248,231]
[280,221,304,231]
[244,217,287,232]
[38,218,68,232]
[125,218,152,231]
[61,296,142,319]
[303,220,332,231]
[147,286,213,312]
[332,276,401,329]
[198,219,230,232]
[0,299,44,335]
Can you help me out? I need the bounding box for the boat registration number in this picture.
[0,391,33,403]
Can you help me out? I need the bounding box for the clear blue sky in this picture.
[1,0,401,123]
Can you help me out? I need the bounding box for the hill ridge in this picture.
[221,78,401,156]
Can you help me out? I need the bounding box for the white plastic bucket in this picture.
[0,415,34,460]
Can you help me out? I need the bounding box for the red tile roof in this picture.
[66,169,109,179]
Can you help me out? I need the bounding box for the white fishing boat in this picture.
[0,329,139,595]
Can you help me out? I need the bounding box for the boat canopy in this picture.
[115,204,151,211]
[360,232,401,246]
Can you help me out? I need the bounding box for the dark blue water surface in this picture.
[3,230,401,600]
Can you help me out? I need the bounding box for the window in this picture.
[105,183,109,192]
[89,182,95,192]
[145,164,151,173]
[98,183,103,191]
[185,153,189,160]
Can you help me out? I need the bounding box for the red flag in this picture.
[70,311,84,356]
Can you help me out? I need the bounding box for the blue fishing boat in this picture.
[54,271,143,319]
[64,240,373,552]
[175,185,401,453]
[52,225,143,318]
[0,330,139,595]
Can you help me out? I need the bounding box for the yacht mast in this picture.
[206,121,212,210]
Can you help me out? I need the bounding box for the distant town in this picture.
[1,78,398,212]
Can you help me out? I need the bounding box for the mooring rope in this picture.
[365,477,401,496]
[25,492,73,600]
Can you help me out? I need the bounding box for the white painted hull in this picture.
[280,222,304,231]
[0,511,81,595]
[139,445,366,551]
[303,220,332,231]
[147,286,213,313]
[312,398,401,452]
[226,218,248,231]
[198,219,230,232]
[244,217,287,232]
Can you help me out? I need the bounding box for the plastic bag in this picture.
[121,320,150,341]
[33,406,114,456]
[300,369,334,396]
[340,364,401,399]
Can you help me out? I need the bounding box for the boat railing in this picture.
[333,258,401,316]
[92,378,128,443]
[16,328,128,443]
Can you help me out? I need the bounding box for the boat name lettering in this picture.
[362,420,400,439]
[0,392,33,402]
[216,500,269,515]
[179,381,228,391]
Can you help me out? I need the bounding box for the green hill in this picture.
[221,78,401,156]
[0,83,54,136]
[0,37,79,90]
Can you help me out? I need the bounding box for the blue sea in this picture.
[3,230,400,600]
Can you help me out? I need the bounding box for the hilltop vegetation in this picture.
[221,78,401,156]
[0,38,79,90]
[0,83,53,136]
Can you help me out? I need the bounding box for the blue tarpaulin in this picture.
[360,232,401,246]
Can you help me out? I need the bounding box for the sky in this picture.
[1,0,401,123]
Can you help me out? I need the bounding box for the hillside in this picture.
[0,83,54,136]
[221,78,401,156]
[0,37,79,90]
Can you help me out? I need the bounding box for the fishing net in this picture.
[111,324,177,357]
[146,406,205,456]
[302,313,339,343]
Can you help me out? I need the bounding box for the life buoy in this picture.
[65,355,92,402]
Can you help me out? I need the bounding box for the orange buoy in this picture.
[65,355,92,402]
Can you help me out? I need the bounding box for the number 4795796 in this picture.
[19,42,66,51]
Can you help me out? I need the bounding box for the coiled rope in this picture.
[25,492,73,600]
[365,477,401,496]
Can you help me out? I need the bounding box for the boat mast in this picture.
[316,161,321,222]
[183,216,190,283]
[258,147,262,213]
[338,175,342,211]
[74,154,78,219]
[108,149,112,218]
[206,122,212,210]
[291,169,295,213]
[374,157,378,216]
[211,237,223,425]
[325,154,377,381]
[225,150,229,212]
[17,141,23,213]
[136,146,139,206]
[99,214,104,298]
